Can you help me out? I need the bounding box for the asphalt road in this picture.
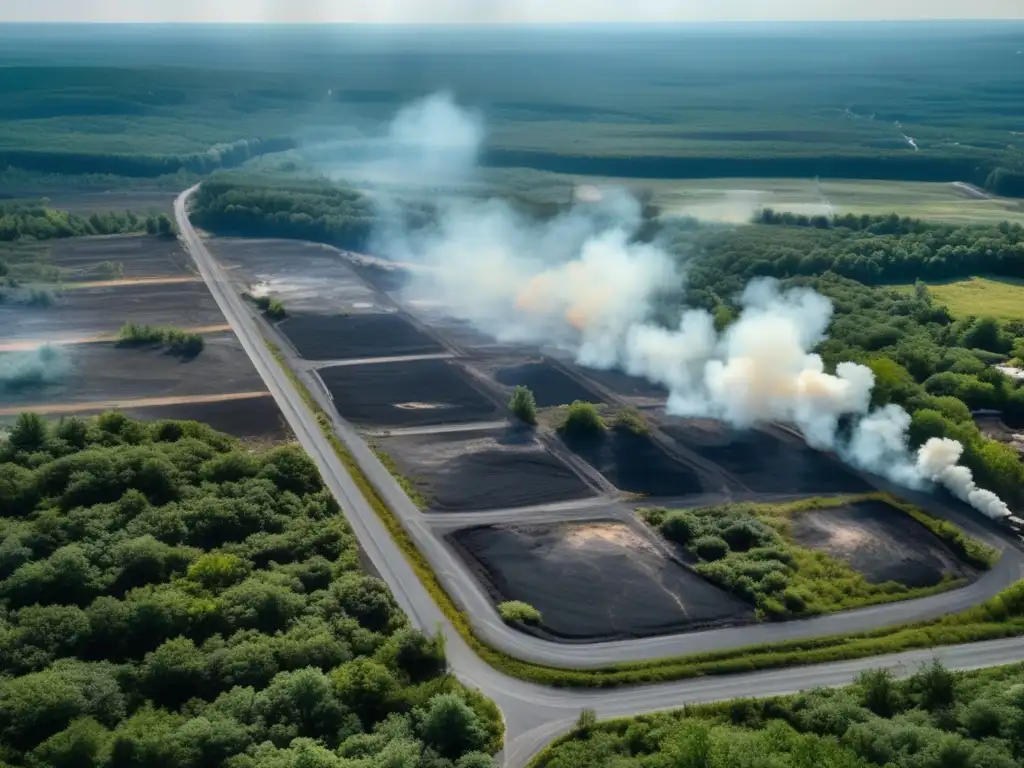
[175,187,1024,767]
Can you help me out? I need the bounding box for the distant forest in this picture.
[1,27,1023,191]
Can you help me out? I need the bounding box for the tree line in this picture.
[690,212,1024,286]
[481,148,1024,197]
[190,176,378,251]
[0,413,499,768]
[540,659,1024,768]
[0,200,174,243]
[0,138,298,180]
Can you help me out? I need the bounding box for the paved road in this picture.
[175,188,1024,767]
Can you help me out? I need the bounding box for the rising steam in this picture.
[366,94,1013,520]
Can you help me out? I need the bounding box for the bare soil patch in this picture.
[570,364,669,402]
[561,428,712,498]
[36,190,176,215]
[47,235,193,278]
[319,359,501,428]
[0,281,224,342]
[791,500,978,587]
[449,521,753,641]
[0,333,264,408]
[661,418,871,495]
[377,426,593,512]
[280,311,444,361]
[488,359,605,408]
[206,238,384,312]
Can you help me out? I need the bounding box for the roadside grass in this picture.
[642,495,996,620]
[890,276,1024,322]
[263,338,1024,690]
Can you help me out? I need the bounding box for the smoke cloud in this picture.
[366,93,1013,520]
[0,346,71,393]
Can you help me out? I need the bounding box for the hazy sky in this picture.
[1,0,1023,23]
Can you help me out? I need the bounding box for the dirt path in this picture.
[0,323,232,351]
[63,276,203,290]
[0,390,271,417]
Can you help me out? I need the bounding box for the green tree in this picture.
[8,412,49,454]
[856,668,902,717]
[332,658,403,727]
[30,717,113,768]
[508,386,537,425]
[416,694,489,760]
[256,668,349,746]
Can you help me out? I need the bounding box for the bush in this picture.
[116,323,204,357]
[497,601,542,626]
[559,401,606,437]
[508,386,537,425]
[694,535,730,561]
[614,407,648,435]
[250,293,287,320]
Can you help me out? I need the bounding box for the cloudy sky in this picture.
[1,0,1022,23]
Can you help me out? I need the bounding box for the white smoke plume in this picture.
[369,93,1013,520]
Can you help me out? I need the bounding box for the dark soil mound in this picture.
[320,359,501,428]
[663,420,871,495]
[280,312,443,360]
[791,501,976,587]
[495,362,604,407]
[450,522,752,641]
[562,428,710,497]
[573,365,668,400]
[382,427,593,512]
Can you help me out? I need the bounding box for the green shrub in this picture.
[559,401,605,437]
[117,323,204,357]
[497,601,542,626]
[508,386,537,425]
[614,407,648,435]
[694,535,729,561]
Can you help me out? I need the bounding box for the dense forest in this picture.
[693,212,1024,285]
[0,200,174,243]
[190,177,378,251]
[538,660,1024,768]
[0,413,500,768]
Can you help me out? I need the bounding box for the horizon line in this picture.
[2,18,1023,26]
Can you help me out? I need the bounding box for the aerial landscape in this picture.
[3,4,1024,768]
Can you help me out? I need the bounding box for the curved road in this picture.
[175,187,1024,767]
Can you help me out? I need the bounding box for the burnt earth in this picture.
[791,500,977,588]
[494,361,605,408]
[450,522,753,641]
[280,311,444,361]
[378,427,593,512]
[319,359,501,428]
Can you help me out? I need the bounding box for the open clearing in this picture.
[561,428,714,498]
[377,426,593,512]
[0,394,288,440]
[46,234,193,278]
[449,521,753,641]
[891,276,1024,322]
[0,281,224,342]
[280,311,444,361]
[0,333,264,407]
[205,238,384,311]
[485,169,1024,224]
[661,419,872,495]
[791,500,978,588]
[318,358,501,428]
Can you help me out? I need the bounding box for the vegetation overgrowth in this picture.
[497,601,542,626]
[642,495,995,619]
[262,336,1024,689]
[116,322,205,358]
[508,386,538,426]
[533,660,1024,768]
[0,200,174,243]
[558,401,607,437]
[243,291,288,321]
[0,412,502,767]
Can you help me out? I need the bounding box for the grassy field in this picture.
[892,276,1024,320]
[476,170,1024,224]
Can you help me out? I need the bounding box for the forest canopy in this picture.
[0,413,500,768]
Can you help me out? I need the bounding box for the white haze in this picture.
[366,93,1013,520]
